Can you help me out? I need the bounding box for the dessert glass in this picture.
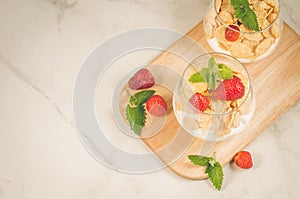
[203,0,283,63]
[173,53,255,141]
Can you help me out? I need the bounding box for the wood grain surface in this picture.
[139,22,300,179]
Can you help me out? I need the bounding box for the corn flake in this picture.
[242,39,260,51]
[255,38,274,56]
[243,31,264,41]
[262,28,275,39]
[258,1,270,10]
[271,21,282,38]
[230,43,253,58]
[267,13,277,24]
[219,11,233,24]
[215,25,230,45]
[221,0,235,15]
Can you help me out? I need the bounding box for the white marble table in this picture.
[0,0,299,198]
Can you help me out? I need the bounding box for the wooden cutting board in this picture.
[139,22,300,179]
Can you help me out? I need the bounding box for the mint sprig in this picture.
[126,90,155,135]
[188,57,233,91]
[231,0,259,31]
[188,153,224,191]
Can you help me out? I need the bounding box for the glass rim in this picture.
[213,0,281,35]
[180,52,252,117]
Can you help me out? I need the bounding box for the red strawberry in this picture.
[233,151,253,169]
[212,76,245,101]
[225,25,240,42]
[189,93,210,112]
[128,68,155,90]
[146,95,167,117]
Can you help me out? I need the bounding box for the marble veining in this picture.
[0,54,74,129]
[49,0,77,30]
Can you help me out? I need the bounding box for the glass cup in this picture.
[173,52,255,141]
[203,0,283,63]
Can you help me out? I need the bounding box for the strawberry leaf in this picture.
[188,155,209,166]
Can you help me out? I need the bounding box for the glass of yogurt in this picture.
[203,0,283,63]
[173,52,255,141]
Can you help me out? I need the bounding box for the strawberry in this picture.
[146,95,167,117]
[233,151,253,169]
[212,76,245,101]
[225,25,240,42]
[189,93,210,112]
[128,68,155,90]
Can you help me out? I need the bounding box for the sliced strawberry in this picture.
[225,25,240,42]
[128,68,155,90]
[189,93,210,112]
[212,76,245,101]
[233,151,253,169]
[146,95,167,117]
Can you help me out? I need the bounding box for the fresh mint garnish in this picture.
[188,68,209,83]
[188,155,209,166]
[207,162,223,191]
[218,64,233,80]
[231,0,259,31]
[129,90,155,106]
[188,152,224,191]
[188,57,233,91]
[208,57,219,90]
[126,90,155,135]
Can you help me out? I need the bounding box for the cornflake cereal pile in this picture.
[204,0,282,59]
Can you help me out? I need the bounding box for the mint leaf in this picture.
[205,162,213,173]
[208,57,220,90]
[129,90,155,106]
[209,71,217,91]
[188,155,209,166]
[236,7,246,19]
[207,162,224,191]
[126,90,154,135]
[218,64,233,80]
[208,157,217,167]
[188,152,224,191]
[231,0,259,31]
[188,58,232,90]
[188,68,209,83]
[241,8,259,31]
[231,0,249,9]
[189,73,205,83]
[201,68,209,82]
[126,105,146,135]
[208,57,217,70]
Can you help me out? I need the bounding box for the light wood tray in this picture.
[139,22,300,179]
